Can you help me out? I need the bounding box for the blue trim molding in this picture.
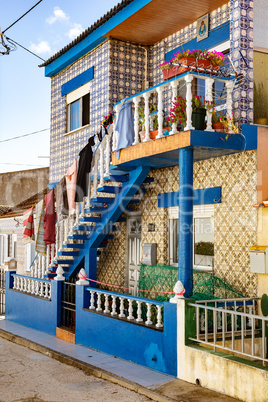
[158,187,222,208]
[61,67,94,96]
[165,22,230,62]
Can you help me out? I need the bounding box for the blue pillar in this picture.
[178,147,194,297]
[85,247,97,288]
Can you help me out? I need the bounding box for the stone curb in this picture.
[0,328,174,402]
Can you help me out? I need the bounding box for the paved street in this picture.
[0,337,151,402]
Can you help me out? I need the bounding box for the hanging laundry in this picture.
[35,199,46,254]
[65,160,77,214]
[44,189,56,245]
[55,176,69,223]
[23,207,35,240]
[114,102,135,159]
[75,136,95,203]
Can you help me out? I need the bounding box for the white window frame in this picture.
[0,235,8,266]
[168,205,214,271]
[11,234,17,260]
[66,81,91,135]
[207,40,230,111]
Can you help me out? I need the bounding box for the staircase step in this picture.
[48,266,57,272]
[101,239,109,244]
[91,197,115,204]
[73,225,94,232]
[98,243,107,248]
[68,234,91,240]
[116,217,126,222]
[54,258,74,265]
[58,250,79,257]
[105,234,114,240]
[85,207,108,214]
[112,225,120,231]
[79,217,102,223]
[144,177,154,183]
[73,225,93,232]
[44,273,56,279]
[104,175,129,183]
[110,166,131,174]
[128,198,140,204]
[97,186,121,194]
[62,243,84,249]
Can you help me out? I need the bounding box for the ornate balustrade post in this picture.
[184,75,194,131]
[205,77,215,132]
[226,80,234,133]
[156,87,164,139]
[143,92,150,142]
[112,104,121,151]
[99,144,104,188]
[170,80,179,135]
[133,96,141,145]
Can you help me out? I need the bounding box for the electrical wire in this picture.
[5,36,45,61]
[2,0,43,34]
[0,128,49,144]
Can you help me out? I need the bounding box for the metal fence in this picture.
[188,298,268,366]
[0,268,5,315]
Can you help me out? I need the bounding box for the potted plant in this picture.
[139,104,170,141]
[100,112,114,128]
[192,95,206,130]
[159,49,227,80]
[212,109,225,132]
[167,96,187,131]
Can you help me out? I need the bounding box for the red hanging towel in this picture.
[44,189,56,245]
[23,207,35,239]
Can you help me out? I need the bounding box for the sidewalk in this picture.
[0,318,236,401]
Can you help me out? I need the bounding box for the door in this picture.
[127,216,142,295]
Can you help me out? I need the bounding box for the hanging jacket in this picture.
[75,136,95,203]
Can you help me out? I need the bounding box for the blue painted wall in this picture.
[5,272,61,336]
[165,22,230,62]
[75,285,177,377]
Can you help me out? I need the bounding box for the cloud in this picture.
[66,23,83,40]
[29,41,51,55]
[46,7,69,24]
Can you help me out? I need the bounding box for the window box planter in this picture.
[162,58,220,80]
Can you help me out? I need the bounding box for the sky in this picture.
[0,0,120,174]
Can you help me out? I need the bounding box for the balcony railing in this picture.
[188,298,268,366]
[113,71,235,148]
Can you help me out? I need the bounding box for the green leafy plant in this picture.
[195,241,214,256]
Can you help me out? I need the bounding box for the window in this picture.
[68,93,90,132]
[66,81,91,134]
[25,241,36,272]
[169,205,214,271]
[0,235,8,266]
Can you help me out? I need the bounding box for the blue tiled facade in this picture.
[49,3,241,184]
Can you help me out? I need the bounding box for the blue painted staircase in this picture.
[53,165,151,280]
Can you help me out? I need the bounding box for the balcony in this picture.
[111,70,256,169]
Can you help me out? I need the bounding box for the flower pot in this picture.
[192,107,206,130]
[212,122,224,132]
[162,58,219,80]
[139,127,171,142]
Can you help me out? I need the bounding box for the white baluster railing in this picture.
[12,274,51,300]
[112,72,236,148]
[86,288,164,330]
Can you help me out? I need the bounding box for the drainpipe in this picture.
[178,147,194,297]
[141,46,149,90]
